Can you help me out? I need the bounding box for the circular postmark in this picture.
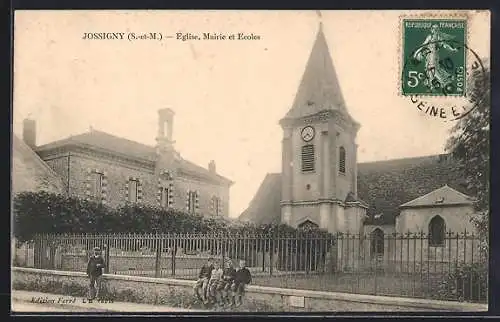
[402,39,487,122]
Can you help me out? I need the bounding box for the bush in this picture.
[13,191,331,242]
[435,262,488,303]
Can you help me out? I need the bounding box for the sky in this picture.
[13,10,490,217]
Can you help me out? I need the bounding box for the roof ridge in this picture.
[12,134,65,189]
[90,129,155,147]
[399,185,473,208]
[358,153,451,166]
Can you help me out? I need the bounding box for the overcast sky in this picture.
[13,10,490,217]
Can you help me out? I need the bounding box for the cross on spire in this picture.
[316,10,323,29]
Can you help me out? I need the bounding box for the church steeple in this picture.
[279,15,366,233]
[281,20,349,122]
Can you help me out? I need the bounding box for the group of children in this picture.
[86,247,252,308]
[194,257,252,307]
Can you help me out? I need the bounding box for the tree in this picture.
[445,62,490,253]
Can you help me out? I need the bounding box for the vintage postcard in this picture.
[11,10,490,314]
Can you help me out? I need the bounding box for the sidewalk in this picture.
[12,290,207,313]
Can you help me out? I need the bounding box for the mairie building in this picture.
[13,109,233,218]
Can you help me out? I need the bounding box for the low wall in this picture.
[12,267,487,312]
[60,254,210,274]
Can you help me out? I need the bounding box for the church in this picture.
[239,22,478,251]
[13,108,233,218]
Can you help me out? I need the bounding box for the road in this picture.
[11,290,206,313]
[12,299,107,312]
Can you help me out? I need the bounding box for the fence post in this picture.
[49,236,56,269]
[155,235,161,278]
[374,236,378,296]
[222,234,226,266]
[105,238,110,274]
[171,237,176,276]
[269,236,274,276]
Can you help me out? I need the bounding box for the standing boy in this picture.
[194,257,214,303]
[86,247,106,300]
[232,259,252,307]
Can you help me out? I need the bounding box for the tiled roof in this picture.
[399,185,474,209]
[36,130,158,161]
[238,154,469,226]
[35,130,232,185]
[358,154,469,225]
[12,135,66,195]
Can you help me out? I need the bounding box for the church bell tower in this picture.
[279,20,367,233]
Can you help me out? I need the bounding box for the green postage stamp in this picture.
[401,18,467,96]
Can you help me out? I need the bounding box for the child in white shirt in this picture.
[207,261,224,304]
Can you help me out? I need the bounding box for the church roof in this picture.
[12,134,66,195]
[238,173,282,225]
[35,130,233,185]
[399,185,474,209]
[358,154,469,225]
[238,154,471,226]
[281,24,349,121]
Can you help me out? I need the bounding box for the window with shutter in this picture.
[187,191,197,213]
[91,171,104,199]
[301,144,315,172]
[160,187,170,208]
[128,179,139,202]
[339,146,346,174]
[211,196,221,216]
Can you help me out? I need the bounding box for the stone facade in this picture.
[397,205,476,234]
[26,108,232,217]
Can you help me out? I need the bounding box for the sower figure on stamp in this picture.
[232,259,252,307]
[221,259,236,306]
[86,247,106,301]
[413,24,459,91]
[194,257,214,303]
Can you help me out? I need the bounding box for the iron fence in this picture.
[13,231,487,303]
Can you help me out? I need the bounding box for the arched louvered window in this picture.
[429,215,445,247]
[339,146,346,174]
[301,145,315,172]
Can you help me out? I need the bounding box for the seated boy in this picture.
[232,259,252,307]
[207,261,224,305]
[194,257,214,303]
[221,260,236,306]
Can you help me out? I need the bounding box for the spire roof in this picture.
[283,23,348,120]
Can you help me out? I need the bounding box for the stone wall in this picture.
[59,253,209,276]
[12,267,488,312]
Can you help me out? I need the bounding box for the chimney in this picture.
[22,118,37,149]
[208,160,216,173]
